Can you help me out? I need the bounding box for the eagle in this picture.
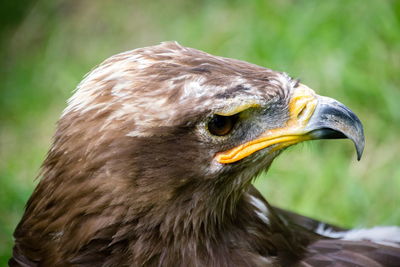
[10,42,400,266]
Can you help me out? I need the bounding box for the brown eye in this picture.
[207,114,238,136]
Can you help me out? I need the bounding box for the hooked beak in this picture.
[215,84,365,164]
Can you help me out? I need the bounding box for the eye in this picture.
[207,114,239,136]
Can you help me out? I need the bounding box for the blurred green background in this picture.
[1,0,399,264]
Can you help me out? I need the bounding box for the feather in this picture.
[10,42,400,266]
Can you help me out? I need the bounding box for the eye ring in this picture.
[207,114,239,136]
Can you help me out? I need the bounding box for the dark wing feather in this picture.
[272,206,348,233]
[248,186,400,266]
[300,239,400,267]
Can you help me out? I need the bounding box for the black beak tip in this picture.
[347,113,365,161]
[357,152,362,161]
[354,136,365,161]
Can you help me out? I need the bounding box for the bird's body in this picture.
[10,42,400,266]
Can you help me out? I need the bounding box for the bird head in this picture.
[46,42,364,229]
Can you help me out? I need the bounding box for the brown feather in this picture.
[10,42,400,266]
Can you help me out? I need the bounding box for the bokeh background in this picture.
[1,0,399,264]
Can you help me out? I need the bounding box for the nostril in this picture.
[290,94,318,123]
[297,104,307,120]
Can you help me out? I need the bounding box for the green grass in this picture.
[1,0,399,264]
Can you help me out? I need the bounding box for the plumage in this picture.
[10,42,400,266]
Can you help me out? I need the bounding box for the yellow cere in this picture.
[215,84,318,164]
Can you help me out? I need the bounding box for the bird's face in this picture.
[192,80,364,186]
[60,42,364,199]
